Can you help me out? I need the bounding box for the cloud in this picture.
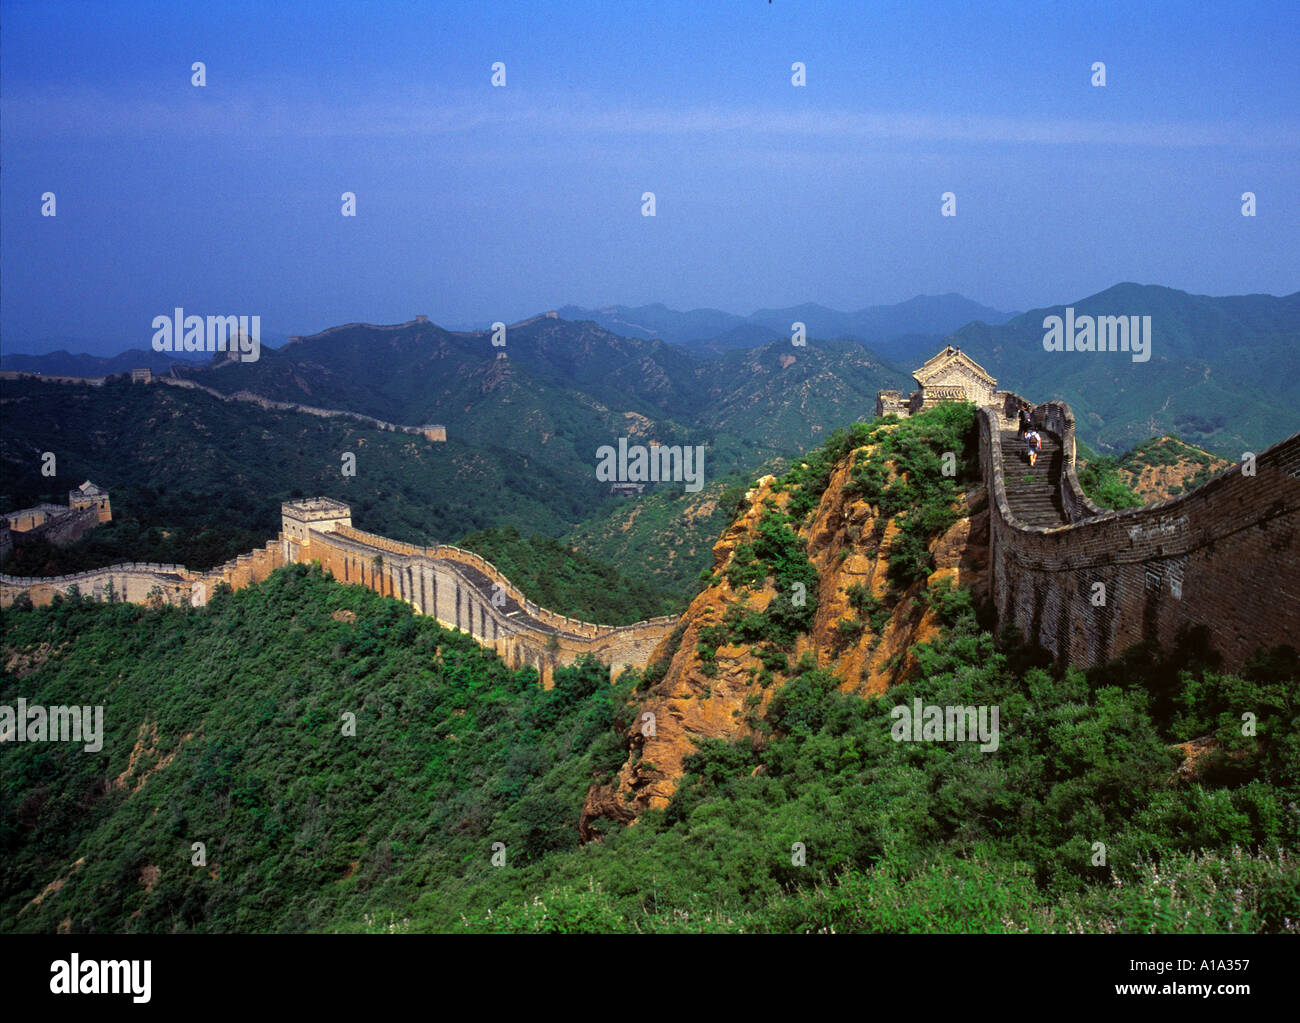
[4,83,1296,151]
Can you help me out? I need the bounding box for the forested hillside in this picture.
[455,526,677,624]
[0,377,677,617]
[4,414,1296,934]
[0,336,908,607]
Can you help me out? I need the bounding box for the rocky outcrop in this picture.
[581,435,989,837]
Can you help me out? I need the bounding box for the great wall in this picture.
[0,370,447,442]
[0,498,676,687]
[981,393,1300,673]
[2,343,1298,680]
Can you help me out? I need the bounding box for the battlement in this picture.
[282,497,352,519]
[3,481,111,549]
[876,345,997,419]
[977,403,1300,672]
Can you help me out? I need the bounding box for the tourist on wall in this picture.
[1018,402,1033,440]
[1026,429,1042,467]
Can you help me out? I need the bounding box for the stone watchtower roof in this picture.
[74,480,105,496]
[911,344,997,389]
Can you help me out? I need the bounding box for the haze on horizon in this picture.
[1,0,1297,356]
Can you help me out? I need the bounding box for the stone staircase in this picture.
[999,429,1070,527]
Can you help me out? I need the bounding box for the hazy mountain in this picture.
[170,315,910,480]
[747,293,1016,342]
[555,294,1016,355]
[947,283,1300,456]
[0,348,203,376]
[553,302,751,345]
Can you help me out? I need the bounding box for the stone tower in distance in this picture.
[68,480,112,523]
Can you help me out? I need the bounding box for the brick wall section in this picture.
[1,562,193,606]
[303,524,675,685]
[0,372,445,439]
[26,507,110,547]
[979,404,1300,671]
[1,519,675,686]
[14,395,1283,678]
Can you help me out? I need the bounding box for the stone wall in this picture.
[154,377,444,440]
[10,396,1289,680]
[0,539,286,610]
[302,523,676,685]
[0,511,676,690]
[0,371,445,441]
[1,562,192,607]
[195,540,286,597]
[2,505,105,549]
[978,405,1300,672]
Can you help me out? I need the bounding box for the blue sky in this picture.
[2,0,1297,354]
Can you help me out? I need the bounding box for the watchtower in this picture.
[281,497,352,563]
[875,345,997,419]
[69,481,112,522]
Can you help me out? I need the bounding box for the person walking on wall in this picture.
[1026,428,1042,468]
[1018,402,1033,440]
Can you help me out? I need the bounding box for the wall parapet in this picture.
[977,402,1300,671]
[0,561,191,587]
[329,524,674,636]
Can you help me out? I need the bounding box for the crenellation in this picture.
[979,404,1300,671]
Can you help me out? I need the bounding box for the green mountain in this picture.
[563,475,753,598]
[2,325,912,605]
[554,293,1015,354]
[949,284,1300,456]
[0,366,854,609]
[1124,435,1231,493]
[0,568,640,932]
[0,377,613,586]
[454,526,677,624]
[0,348,201,376]
[177,316,910,472]
[3,413,1295,934]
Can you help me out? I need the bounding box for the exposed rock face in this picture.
[580,439,989,838]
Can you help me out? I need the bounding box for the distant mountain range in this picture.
[5,284,1296,465]
[555,293,1017,356]
[0,296,1010,368]
[162,315,910,476]
[0,348,205,376]
[945,283,1300,456]
[4,282,1297,600]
